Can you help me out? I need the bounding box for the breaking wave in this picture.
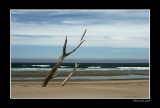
[31,65,50,67]
[117,67,149,70]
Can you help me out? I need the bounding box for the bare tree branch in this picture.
[66,40,85,56]
[62,36,67,56]
[66,29,86,56]
[42,29,87,87]
[61,63,79,86]
[81,29,87,41]
[52,71,61,78]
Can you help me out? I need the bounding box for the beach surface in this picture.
[11,79,149,99]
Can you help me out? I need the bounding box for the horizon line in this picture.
[11,58,149,63]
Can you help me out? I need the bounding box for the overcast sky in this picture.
[11,9,150,63]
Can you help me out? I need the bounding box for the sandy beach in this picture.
[11,79,149,99]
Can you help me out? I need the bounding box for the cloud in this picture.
[11,10,149,48]
[11,9,149,25]
[11,22,149,48]
[62,20,85,24]
[11,9,149,17]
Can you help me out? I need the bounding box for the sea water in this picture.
[11,63,149,80]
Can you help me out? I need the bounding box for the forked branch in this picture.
[42,29,87,87]
[62,29,86,57]
[66,40,85,56]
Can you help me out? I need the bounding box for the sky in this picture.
[10,9,150,63]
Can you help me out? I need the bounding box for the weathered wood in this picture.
[62,36,67,56]
[61,63,79,86]
[42,56,64,87]
[52,71,61,78]
[41,30,87,87]
[66,40,85,56]
[80,29,87,41]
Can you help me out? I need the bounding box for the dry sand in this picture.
[11,79,149,99]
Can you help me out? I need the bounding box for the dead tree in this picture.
[42,29,87,87]
[52,71,61,78]
[61,63,79,86]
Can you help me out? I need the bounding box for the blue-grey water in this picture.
[11,63,149,81]
[12,75,149,81]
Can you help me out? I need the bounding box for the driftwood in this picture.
[61,63,79,86]
[42,29,87,87]
[51,71,61,78]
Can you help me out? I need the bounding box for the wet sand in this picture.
[11,72,149,77]
[11,79,149,99]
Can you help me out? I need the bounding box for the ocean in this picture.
[11,63,149,81]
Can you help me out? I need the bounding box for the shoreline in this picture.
[11,78,149,82]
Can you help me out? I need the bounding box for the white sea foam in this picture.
[11,66,149,72]
[59,66,71,68]
[85,68,116,71]
[12,67,74,72]
[87,66,101,69]
[117,67,149,70]
[31,65,50,67]
[11,68,51,71]
[58,68,73,71]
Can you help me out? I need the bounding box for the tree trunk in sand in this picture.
[61,63,79,86]
[42,30,87,87]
